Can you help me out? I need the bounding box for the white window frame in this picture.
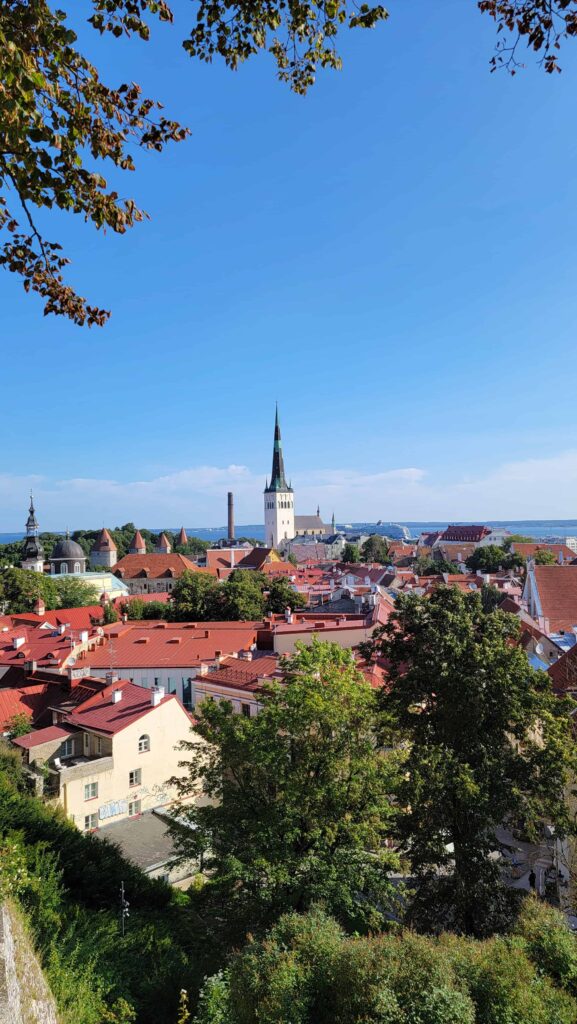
[129,768,142,787]
[84,782,98,800]
[138,734,150,753]
[61,738,73,758]
[84,813,98,831]
[128,799,141,817]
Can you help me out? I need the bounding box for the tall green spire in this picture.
[265,404,293,493]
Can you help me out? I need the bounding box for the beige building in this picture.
[14,680,202,832]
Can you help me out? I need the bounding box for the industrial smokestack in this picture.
[228,491,235,542]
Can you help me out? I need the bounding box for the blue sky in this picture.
[2,0,577,529]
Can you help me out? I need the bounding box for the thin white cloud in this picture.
[0,452,575,530]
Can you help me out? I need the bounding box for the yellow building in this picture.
[14,680,202,832]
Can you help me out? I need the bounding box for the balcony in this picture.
[44,755,114,796]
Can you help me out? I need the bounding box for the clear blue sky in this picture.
[2,0,577,529]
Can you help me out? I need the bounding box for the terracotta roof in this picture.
[13,724,77,748]
[0,684,54,729]
[0,627,79,670]
[40,606,103,630]
[532,565,577,632]
[512,543,574,562]
[83,621,260,669]
[67,679,176,734]
[177,527,188,546]
[442,525,491,543]
[114,553,203,581]
[200,655,281,693]
[91,528,117,553]
[129,530,146,552]
[116,591,170,606]
[237,548,275,570]
[548,645,577,692]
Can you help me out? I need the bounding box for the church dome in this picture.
[52,536,85,560]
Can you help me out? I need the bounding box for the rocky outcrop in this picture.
[0,904,58,1024]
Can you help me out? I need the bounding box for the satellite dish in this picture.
[97,627,104,637]
[68,657,76,666]
[535,642,544,656]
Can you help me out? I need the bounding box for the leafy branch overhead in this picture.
[2,0,577,326]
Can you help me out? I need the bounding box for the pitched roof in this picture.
[548,644,577,693]
[91,528,117,553]
[13,724,77,748]
[66,679,176,734]
[441,525,490,543]
[512,543,575,562]
[40,606,104,630]
[129,530,146,552]
[0,684,54,729]
[82,621,260,669]
[532,565,577,632]
[113,553,203,580]
[237,548,275,570]
[177,527,188,546]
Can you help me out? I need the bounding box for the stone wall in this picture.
[0,903,58,1024]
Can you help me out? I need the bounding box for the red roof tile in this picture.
[67,679,177,734]
[13,724,77,748]
[114,553,205,581]
[0,684,54,729]
[532,566,577,632]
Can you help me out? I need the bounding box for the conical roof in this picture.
[177,526,188,546]
[264,405,292,494]
[129,529,146,552]
[91,527,117,553]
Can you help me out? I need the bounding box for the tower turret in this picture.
[264,406,295,549]
[21,493,45,572]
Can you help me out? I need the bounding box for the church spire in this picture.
[26,492,39,536]
[265,404,292,493]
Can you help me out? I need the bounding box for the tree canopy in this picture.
[194,901,577,1024]
[364,586,577,936]
[341,542,360,563]
[360,534,390,564]
[465,544,525,574]
[3,0,575,325]
[170,639,400,947]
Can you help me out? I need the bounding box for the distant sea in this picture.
[3,520,577,545]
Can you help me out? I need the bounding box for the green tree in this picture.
[171,571,222,621]
[220,570,265,621]
[365,587,577,937]
[5,712,32,738]
[265,576,307,614]
[413,556,461,576]
[54,575,99,608]
[170,640,400,946]
[103,603,119,624]
[194,903,577,1024]
[503,534,533,550]
[3,2,575,325]
[125,597,145,620]
[534,549,557,564]
[0,566,58,613]
[465,545,524,574]
[361,535,390,564]
[341,543,360,564]
[142,600,170,619]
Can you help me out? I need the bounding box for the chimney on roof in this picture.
[106,671,119,686]
[111,689,122,703]
[151,685,165,707]
[34,598,45,616]
[58,624,67,635]
[285,606,293,624]
[228,492,235,542]
[230,548,235,569]
[25,659,37,673]
[12,636,25,649]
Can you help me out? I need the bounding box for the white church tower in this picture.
[264,406,294,549]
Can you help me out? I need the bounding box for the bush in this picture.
[195,906,577,1024]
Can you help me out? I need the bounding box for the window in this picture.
[128,799,141,816]
[83,733,89,754]
[241,703,251,717]
[138,734,150,753]
[73,561,81,573]
[84,782,98,800]
[129,768,142,787]
[141,677,148,686]
[96,737,102,754]
[60,562,67,573]
[61,738,73,758]
[84,813,98,831]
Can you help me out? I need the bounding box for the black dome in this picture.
[52,537,85,560]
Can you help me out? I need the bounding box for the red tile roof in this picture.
[92,528,117,553]
[532,565,577,632]
[442,525,491,543]
[82,621,260,669]
[0,684,54,729]
[129,530,146,552]
[13,724,77,749]
[0,627,79,670]
[548,645,577,693]
[40,606,104,630]
[67,679,176,734]
[512,543,575,562]
[114,553,205,581]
